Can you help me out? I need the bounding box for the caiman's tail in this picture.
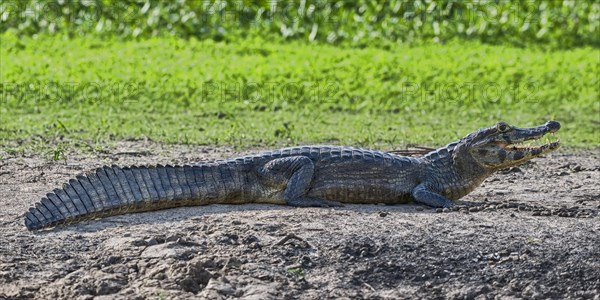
[25,163,242,230]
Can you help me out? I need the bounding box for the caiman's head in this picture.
[456,121,561,170]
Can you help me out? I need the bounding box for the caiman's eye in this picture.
[496,122,510,132]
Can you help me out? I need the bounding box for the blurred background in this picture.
[1,0,598,155]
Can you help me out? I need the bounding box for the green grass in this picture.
[1,33,598,153]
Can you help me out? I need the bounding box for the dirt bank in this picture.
[1,142,598,299]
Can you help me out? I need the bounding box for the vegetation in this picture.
[0,1,598,153]
[1,0,599,48]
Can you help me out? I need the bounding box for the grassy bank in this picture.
[1,34,598,154]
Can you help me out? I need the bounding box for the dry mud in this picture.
[0,142,599,299]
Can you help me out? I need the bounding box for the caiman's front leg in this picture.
[260,156,342,207]
[412,183,454,208]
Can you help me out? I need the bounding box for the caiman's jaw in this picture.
[469,121,561,169]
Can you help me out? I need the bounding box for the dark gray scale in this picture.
[27,208,42,227]
[202,165,219,200]
[87,171,113,210]
[130,167,152,201]
[35,200,64,224]
[41,197,65,221]
[341,148,353,159]
[330,148,341,157]
[362,151,374,160]
[96,168,121,208]
[47,192,76,219]
[352,149,363,159]
[428,152,440,161]
[217,163,233,195]
[192,165,208,200]
[437,148,449,156]
[381,152,390,164]
[76,175,104,211]
[280,148,292,156]
[25,212,39,230]
[138,167,160,201]
[67,180,94,213]
[111,166,135,204]
[318,146,330,155]
[270,149,282,157]
[229,162,244,197]
[103,166,129,206]
[227,161,242,190]
[309,147,321,158]
[38,200,63,224]
[175,166,192,199]
[209,164,230,197]
[34,201,54,224]
[289,147,303,156]
[184,165,200,199]
[298,146,312,156]
[42,191,72,219]
[58,186,87,216]
[121,167,144,204]
[229,162,250,187]
[208,165,225,199]
[165,165,183,199]
[156,165,175,200]
[146,166,166,200]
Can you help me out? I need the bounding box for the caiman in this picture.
[24,121,561,230]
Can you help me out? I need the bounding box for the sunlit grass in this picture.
[1,34,598,153]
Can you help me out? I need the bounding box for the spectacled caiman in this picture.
[24,121,561,230]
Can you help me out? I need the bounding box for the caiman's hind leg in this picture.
[260,156,342,207]
[412,183,454,208]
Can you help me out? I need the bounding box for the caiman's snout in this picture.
[545,120,560,133]
[469,120,561,169]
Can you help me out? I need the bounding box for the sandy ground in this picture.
[0,141,599,299]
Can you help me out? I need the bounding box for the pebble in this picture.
[379,212,388,217]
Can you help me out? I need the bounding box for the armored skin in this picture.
[24,121,561,230]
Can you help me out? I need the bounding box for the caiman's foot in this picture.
[287,197,343,208]
[412,184,455,208]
